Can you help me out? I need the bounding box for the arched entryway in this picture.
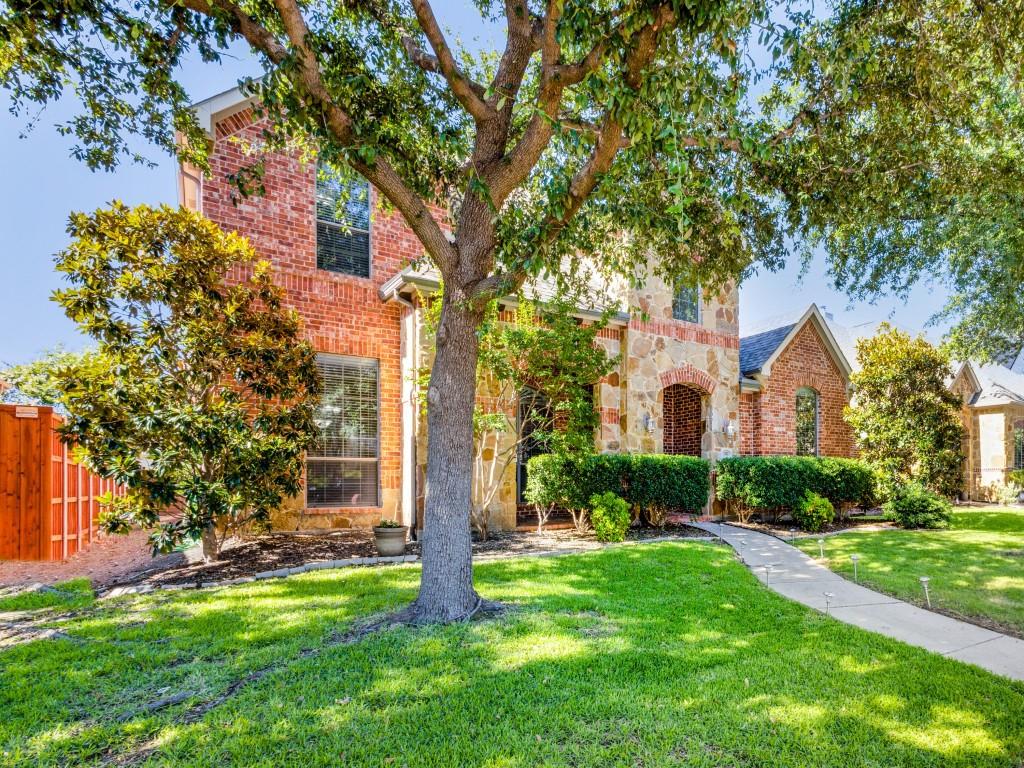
[663,383,705,456]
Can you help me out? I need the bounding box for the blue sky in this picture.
[0,5,950,365]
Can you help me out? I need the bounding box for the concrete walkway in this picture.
[691,522,1024,681]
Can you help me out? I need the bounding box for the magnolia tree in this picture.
[845,324,965,499]
[3,0,1023,620]
[49,203,320,561]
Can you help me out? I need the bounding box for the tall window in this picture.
[516,388,552,503]
[672,283,699,323]
[316,163,371,277]
[795,387,819,456]
[1015,424,1024,470]
[307,354,380,507]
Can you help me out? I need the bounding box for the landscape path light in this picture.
[817,538,825,558]
[823,592,835,616]
[851,554,860,582]
[920,576,932,608]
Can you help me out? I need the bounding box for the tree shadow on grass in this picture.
[3,543,1024,768]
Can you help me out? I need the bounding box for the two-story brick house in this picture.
[183,87,748,532]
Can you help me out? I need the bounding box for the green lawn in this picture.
[796,506,1024,636]
[0,579,95,613]
[2,543,1023,767]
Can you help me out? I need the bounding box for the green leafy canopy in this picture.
[47,203,321,556]
[2,0,1022,301]
[845,324,965,499]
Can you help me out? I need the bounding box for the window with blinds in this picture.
[672,282,699,323]
[307,354,380,508]
[316,163,371,277]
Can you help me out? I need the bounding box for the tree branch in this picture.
[475,4,677,298]
[179,0,457,272]
[409,0,493,122]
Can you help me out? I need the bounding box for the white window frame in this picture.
[315,163,373,279]
[306,353,382,508]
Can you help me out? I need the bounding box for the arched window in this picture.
[795,387,819,456]
[1014,423,1024,470]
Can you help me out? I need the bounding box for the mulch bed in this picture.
[727,515,894,538]
[116,522,711,588]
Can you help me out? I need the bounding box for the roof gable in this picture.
[739,304,853,381]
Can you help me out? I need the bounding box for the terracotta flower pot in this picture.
[373,525,408,557]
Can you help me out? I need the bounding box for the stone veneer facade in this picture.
[951,366,1024,501]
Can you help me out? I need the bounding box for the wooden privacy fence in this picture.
[0,403,125,561]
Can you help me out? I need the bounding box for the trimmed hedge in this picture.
[525,453,711,518]
[715,456,876,514]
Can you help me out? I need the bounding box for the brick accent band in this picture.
[659,363,717,394]
[629,318,739,350]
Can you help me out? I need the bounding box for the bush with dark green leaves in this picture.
[589,492,631,542]
[883,483,953,529]
[525,453,710,524]
[629,454,711,525]
[793,491,835,532]
[715,456,876,518]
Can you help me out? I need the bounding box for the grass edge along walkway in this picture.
[692,521,1024,682]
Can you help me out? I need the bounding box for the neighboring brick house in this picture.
[738,305,855,458]
[950,361,1024,501]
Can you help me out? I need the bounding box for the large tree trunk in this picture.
[408,288,485,622]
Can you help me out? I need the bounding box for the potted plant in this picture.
[373,519,408,556]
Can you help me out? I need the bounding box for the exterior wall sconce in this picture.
[642,412,655,433]
[724,420,737,438]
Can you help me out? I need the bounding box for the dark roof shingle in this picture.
[739,324,795,376]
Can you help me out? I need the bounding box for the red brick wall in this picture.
[200,108,424,525]
[739,391,759,456]
[663,384,703,456]
[740,322,854,457]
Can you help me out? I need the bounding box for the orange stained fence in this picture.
[0,403,125,561]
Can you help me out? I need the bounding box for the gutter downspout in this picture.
[382,285,420,539]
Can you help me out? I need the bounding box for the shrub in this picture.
[793,491,834,532]
[526,453,711,527]
[589,492,631,542]
[883,483,953,529]
[716,456,877,520]
[628,454,710,525]
[994,482,1022,506]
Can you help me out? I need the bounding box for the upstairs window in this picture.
[307,354,380,508]
[672,283,699,323]
[795,387,820,456]
[316,163,371,277]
